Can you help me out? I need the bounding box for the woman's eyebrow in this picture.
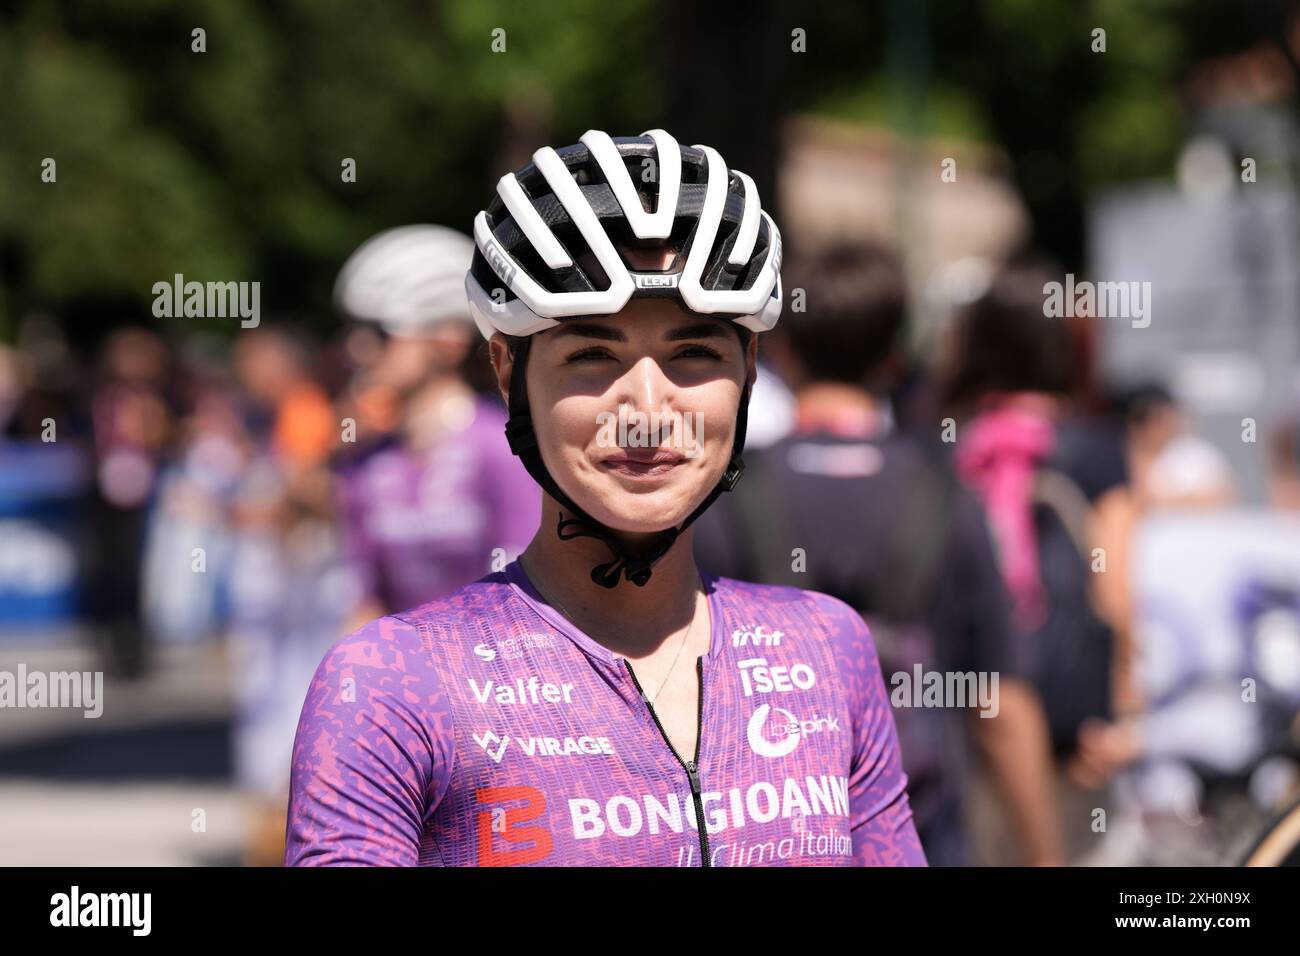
[664,322,730,342]
[548,321,730,343]
[549,322,625,342]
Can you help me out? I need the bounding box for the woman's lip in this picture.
[603,452,686,465]
[599,458,685,478]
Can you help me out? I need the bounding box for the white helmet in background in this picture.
[334,225,475,337]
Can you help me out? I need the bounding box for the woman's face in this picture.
[493,299,756,535]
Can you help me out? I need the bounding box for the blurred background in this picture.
[3,0,1300,866]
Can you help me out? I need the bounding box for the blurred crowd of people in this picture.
[696,244,1300,866]
[0,227,542,862]
[3,229,1300,866]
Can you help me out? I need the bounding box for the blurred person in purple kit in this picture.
[331,225,540,625]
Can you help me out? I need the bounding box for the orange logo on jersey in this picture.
[476,785,553,866]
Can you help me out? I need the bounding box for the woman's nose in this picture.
[618,355,673,413]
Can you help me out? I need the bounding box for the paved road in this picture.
[0,780,245,866]
[0,633,248,865]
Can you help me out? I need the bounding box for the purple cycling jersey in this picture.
[337,395,539,612]
[285,558,927,866]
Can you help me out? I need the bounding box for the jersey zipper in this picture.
[623,655,711,868]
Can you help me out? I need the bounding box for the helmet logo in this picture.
[633,273,678,289]
[482,235,517,287]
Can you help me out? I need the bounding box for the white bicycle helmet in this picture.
[466,129,784,589]
[335,224,475,337]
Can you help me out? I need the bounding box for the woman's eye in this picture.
[677,344,723,360]
[565,347,613,363]
[564,344,722,363]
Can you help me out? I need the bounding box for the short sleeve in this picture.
[815,592,929,867]
[284,615,454,866]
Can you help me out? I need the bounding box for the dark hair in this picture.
[1117,382,1175,428]
[782,244,906,386]
[941,266,1075,409]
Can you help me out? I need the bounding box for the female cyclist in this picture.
[285,130,925,867]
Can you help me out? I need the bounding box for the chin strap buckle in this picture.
[721,457,745,492]
[505,416,538,457]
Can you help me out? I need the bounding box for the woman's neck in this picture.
[518,499,706,659]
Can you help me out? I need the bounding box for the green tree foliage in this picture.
[1,0,653,329]
[1,0,1292,332]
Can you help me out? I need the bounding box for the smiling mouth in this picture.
[599,454,686,479]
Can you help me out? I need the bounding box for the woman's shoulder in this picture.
[707,573,868,629]
[309,613,437,701]
[321,572,518,674]
[389,569,519,632]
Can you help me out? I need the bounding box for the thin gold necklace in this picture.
[520,553,702,708]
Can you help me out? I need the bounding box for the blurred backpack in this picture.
[1025,468,1114,754]
[727,443,965,839]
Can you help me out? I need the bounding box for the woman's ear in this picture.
[488,333,513,407]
